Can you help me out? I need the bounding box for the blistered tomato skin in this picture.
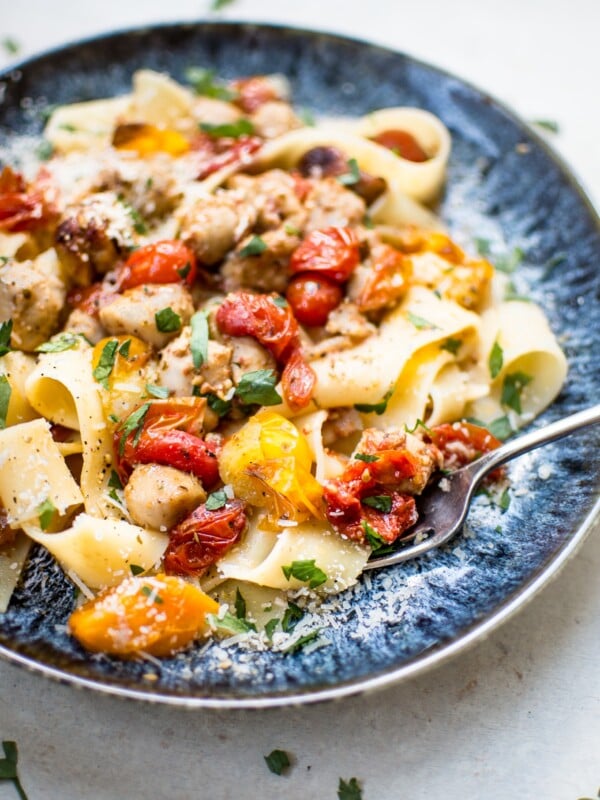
[68,574,219,657]
[117,240,197,291]
[0,166,57,232]
[286,274,343,326]
[370,129,429,162]
[428,421,504,479]
[289,227,360,284]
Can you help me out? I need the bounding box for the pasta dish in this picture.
[0,69,567,658]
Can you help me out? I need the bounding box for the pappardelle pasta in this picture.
[0,69,566,657]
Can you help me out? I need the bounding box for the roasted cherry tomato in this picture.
[68,574,219,656]
[427,422,502,473]
[216,291,299,362]
[117,240,197,291]
[164,499,247,576]
[289,227,360,284]
[0,166,57,232]
[286,274,343,326]
[370,129,429,162]
[68,282,118,318]
[353,244,409,313]
[231,75,282,113]
[112,123,189,157]
[281,348,316,412]
[194,135,263,180]
[115,398,220,488]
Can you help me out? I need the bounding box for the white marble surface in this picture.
[0,2,599,798]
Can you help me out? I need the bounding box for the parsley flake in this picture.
[499,487,511,512]
[272,295,288,308]
[501,371,532,414]
[118,197,147,234]
[140,585,164,604]
[0,375,11,430]
[475,238,492,257]
[155,307,182,333]
[281,601,304,633]
[264,618,279,639]
[234,588,247,620]
[541,251,567,281]
[118,403,150,455]
[440,337,462,355]
[200,119,254,138]
[37,498,56,531]
[354,387,393,415]
[184,66,237,101]
[338,777,363,800]
[337,157,360,186]
[297,107,316,127]
[0,740,29,800]
[208,611,256,634]
[118,339,131,358]
[406,311,438,330]
[354,452,379,463]
[404,418,431,435]
[93,339,119,389]
[283,629,322,654]
[531,118,560,133]
[209,0,237,11]
[206,490,228,511]
[205,392,232,417]
[36,140,53,161]
[108,470,123,490]
[36,332,82,353]
[494,246,524,274]
[362,520,388,551]
[129,564,144,576]
[190,310,209,369]
[177,262,191,281]
[239,235,268,258]
[0,320,13,356]
[362,494,392,513]
[145,383,169,399]
[1,37,19,55]
[282,559,327,589]
[488,415,513,441]
[488,340,504,379]
[235,369,282,406]
[264,749,291,776]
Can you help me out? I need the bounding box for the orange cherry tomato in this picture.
[286,274,343,326]
[68,574,219,657]
[117,240,197,291]
[164,500,248,577]
[370,129,429,162]
[289,227,361,284]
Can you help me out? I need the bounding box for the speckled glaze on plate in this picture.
[0,23,598,708]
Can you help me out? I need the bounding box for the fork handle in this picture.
[470,403,600,482]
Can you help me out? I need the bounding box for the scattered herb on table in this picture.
[0,741,29,800]
[338,777,363,800]
[264,749,291,776]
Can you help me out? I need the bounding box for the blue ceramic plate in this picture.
[0,23,598,708]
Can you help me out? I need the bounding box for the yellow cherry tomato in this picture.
[68,574,219,657]
[112,123,189,157]
[219,408,324,523]
[92,335,154,421]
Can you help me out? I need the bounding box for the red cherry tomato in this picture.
[289,227,360,284]
[354,244,409,313]
[281,348,316,412]
[370,129,429,162]
[216,291,299,362]
[194,135,263,180]
[286,274,343,326]
[231,75,281,113]
[0,166,57,232]
[115,399,220,488]
[164,500,248,576]
[427,422,503,475]
[117,240,197,291]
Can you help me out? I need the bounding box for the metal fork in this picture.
[364,404,600,570]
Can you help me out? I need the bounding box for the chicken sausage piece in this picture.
[124,464,206,531]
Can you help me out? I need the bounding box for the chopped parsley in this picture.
[488,415,513,441]
[235,369,282,406]
[234,588,247,620]
[363,214,375,229]
[281,601,304,633]
[118,197,147,234]
[155,307,182,333]
[1,37,20,55]
[35,332,82,353]
[499,487,511,512]
[475,237,491,257]
[140,585,164,604]
[362,520,388,551]
[190,310,209,369]
[209,0,237,11]
[208,611,256,634]
[37,498,56,531]
[264,749,291,776]
[531,118,560,133]
[264,618,279,639]
[200,119,254,138]
[145,383,170,399]
[0,740,29,800]
[118,339,131,358]
[239,235,268,258]
[541,251,567,281]
[494,246,524,274]
[184,66,237,101]
[177,262,191,280]
[206,489,228,511]
[205,392,232,417]
[337,157,361,186]
[118,403,150,455]
[0,320,13,356]
[488,340,504,379]
[93,338,119,389]
[129,564,144,576]
[406,311,439,330]
[338,777,363,800]
[503,281,531,302]
[296,107,316,127]
[272,295,288,308]
[36,140,54,161]
[0,375,11,430]
[362,494,392,513]
[282,559,327,589]
[354,452,379,463]
[283,629,322,653]
[501,371,532,414]
[354,387,394,415]
[440,337,462,355]
[108,470,123,490]
[404,418,431,435]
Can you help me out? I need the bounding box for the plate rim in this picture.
[0,20,598,709]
